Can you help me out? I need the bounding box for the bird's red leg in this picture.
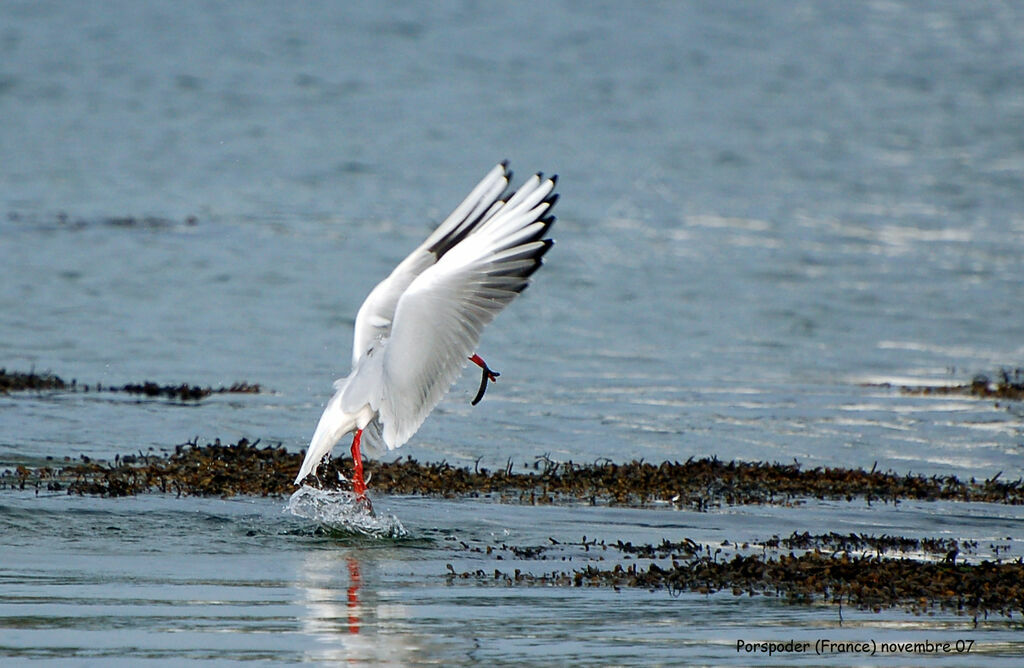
[469,354,500,406]
[350,429,367,499]
[469,354,499,382]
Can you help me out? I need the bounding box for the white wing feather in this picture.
[350,163,511,367]
[377,178,556,448]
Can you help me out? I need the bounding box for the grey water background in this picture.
[2,1,1023,664]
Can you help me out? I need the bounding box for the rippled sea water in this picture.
[3,1,1024,664]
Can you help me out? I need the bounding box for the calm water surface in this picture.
[2,1,1023,664]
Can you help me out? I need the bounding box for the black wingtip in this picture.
[549,174,559,186]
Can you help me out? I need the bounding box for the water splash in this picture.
[287,485,408,539]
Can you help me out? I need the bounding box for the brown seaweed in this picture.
[449,543,1024,620]
[871,368,1024,402]
[4,439,1023,508]
[0,369,260,400]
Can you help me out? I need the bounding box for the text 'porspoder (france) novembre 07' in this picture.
[737,638,976,657]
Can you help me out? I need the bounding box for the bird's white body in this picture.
[295,162,558,484]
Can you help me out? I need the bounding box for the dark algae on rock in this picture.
[0,368,69,392]
[0,368,260,400]
[6,439,1024,507]
[872,367,1024,402]
[449,540,1024,620]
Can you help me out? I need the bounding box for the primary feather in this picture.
[295,162,557,484]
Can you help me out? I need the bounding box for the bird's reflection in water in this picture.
[295,549,421,663]
[346,557,361,634]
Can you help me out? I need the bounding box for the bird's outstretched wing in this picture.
[350,162,512,367]
[376,171,558,448]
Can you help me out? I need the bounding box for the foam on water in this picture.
[286,485,408,538]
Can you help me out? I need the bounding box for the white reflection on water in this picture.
[294,550,421,664]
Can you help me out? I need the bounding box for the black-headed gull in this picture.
[294,162,558,500]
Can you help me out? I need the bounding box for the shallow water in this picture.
[3,0,1024,664]
[4,491,1024,665]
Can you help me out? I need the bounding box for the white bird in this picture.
[294,161,558,500]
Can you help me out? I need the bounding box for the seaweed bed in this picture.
[0,369,260,400]
[4,439,1024,619]
[3,437,1023,507]
[447,536,1024,620]
[873,368,1024,402]
[7,211,199,229]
